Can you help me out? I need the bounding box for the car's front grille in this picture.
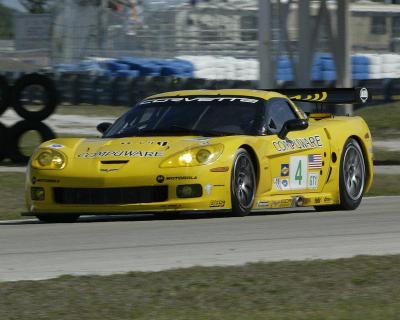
[53,186,168,205]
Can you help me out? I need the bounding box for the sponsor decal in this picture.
[281,163,289,176]
[273,177,281,190]
[205,184,213,196]
[156,175,165,183]
[281,178,290,190]
[360,87,368,103]
[210,167,229,172]
[324,197,332,204]
[77,151,164,158]
[161,204,182,209]
[257,201,269,208]
[271,199,292,208]
[290,156,308,190]
[304,198,312,205]
[47,144,64,149]
[315,197,321,204]
[139,141,168,147]
[140,97,259,105]
[100,168,119,172]
[210,200,225,208]
[308,172,319,189]
[166,176,197,181]
[139,140,168,147]
[32,177,60,184]
[120,141,132,145]
[308,154,323,169]
[273,135,323,152]
[185,137,210,142]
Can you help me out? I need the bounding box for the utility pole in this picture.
[99,0,109,51]
[258,0,275,88]
[297,0,311,87]
[336,0,352,115]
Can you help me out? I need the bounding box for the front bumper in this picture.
[25,166,231,215]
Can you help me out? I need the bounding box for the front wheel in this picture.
[231,149,256,217]
[36,214,80,223]
[315,138,366,211]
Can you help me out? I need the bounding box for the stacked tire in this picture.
[0,73,57,164]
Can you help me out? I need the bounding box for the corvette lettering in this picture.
[140,97,259,104]
[78,151,164,158]
[273,135,323,152]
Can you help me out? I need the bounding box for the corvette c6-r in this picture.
[24,88,373,222]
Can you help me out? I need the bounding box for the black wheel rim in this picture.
[233,154,255,209]
[343,144,365,201]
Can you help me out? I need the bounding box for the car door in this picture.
[261,98,331,195]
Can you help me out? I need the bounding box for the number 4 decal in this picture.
[290,156,308,189]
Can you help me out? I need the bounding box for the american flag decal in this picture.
[308,154,322,169]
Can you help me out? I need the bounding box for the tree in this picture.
[18,0,55,13]
[0,4,13,38]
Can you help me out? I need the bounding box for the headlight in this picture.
[32,149,67,170]
[160,144,224,168]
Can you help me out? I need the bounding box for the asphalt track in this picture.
[0,196,400,282]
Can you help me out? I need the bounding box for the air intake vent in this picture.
[54,186,168,205]
[101,160,129,164]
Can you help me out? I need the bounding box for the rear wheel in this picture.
[231,148,256,217]
[315,138,365,211]
[36,214,80,223]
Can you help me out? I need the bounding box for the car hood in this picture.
[38,136,231,172]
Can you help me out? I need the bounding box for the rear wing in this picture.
[266,87,371,104]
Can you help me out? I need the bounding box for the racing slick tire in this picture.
[36,214,80,223]
[8,120,56,164]
[231,148,256,217]
[0,75,10,116]
[315,138,366,211]
[12,73,58,121]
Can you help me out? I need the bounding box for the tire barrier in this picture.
[8,121,56,164]
[46,72,400,108]
[12,73,59,122]
[0,122,8,162]
[0,73,57,164]
[0,75,10,117]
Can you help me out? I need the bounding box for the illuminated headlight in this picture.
[32,149,67,170]
[160,144,224,168]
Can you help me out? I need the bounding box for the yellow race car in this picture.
[25,88,373,222]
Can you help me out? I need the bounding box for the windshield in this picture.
[104,96,265,138]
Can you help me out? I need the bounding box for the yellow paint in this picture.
[25,89,373,215]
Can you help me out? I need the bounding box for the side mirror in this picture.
[278,119,308,140]
[97,122,112,134]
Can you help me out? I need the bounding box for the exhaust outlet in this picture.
[295,196,305,207]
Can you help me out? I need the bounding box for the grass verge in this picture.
[373,148,400,164]
[0,172,26,220]
[355,102,400,139]
[1,255,400,319]
[0,172,399,221]
[56,104,129,118]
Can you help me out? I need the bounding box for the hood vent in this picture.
[101,160,129,164]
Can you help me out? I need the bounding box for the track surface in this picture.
[1,196,400,281]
